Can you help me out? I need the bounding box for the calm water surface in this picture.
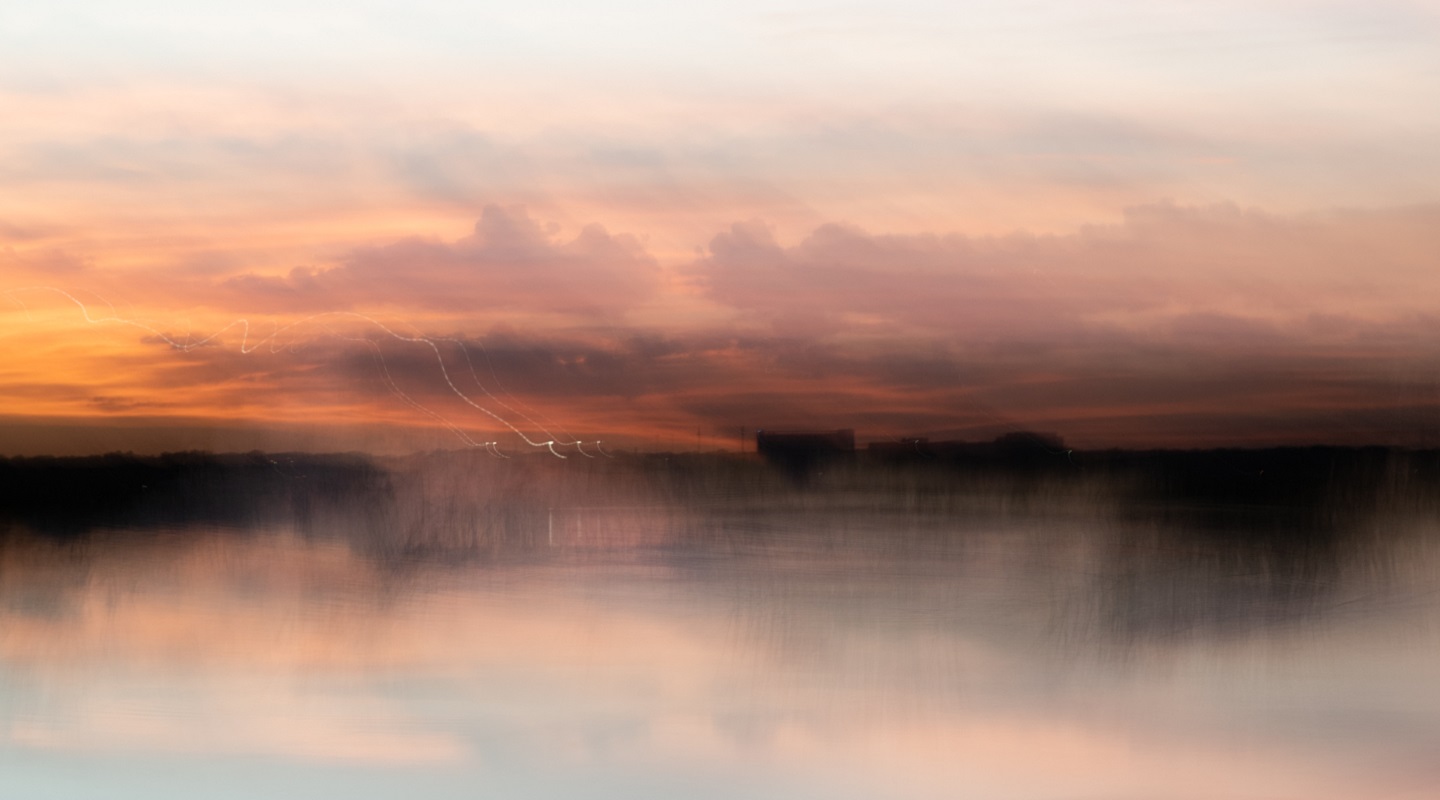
[2,506,1438,799]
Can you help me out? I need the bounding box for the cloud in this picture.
[222,205,659,316]
[0,247,91,275]
[13,303,1437,448]
[87,395,161,413]
[0,220,59,243]
[9,203,1440,450]
[693,203,1440,340]
[234,321,1438,447]
[671,200,1440,444]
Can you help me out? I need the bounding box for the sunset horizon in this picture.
[5,4,1440,796]
[6,197,1440,456]
[5,1,1440,456]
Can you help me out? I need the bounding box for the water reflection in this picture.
[2,475,1439,798]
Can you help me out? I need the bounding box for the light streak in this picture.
[442,336,589,448]
[324,323,487,450]
[2,286,600,457]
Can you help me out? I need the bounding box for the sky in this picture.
[3,0,1440,454]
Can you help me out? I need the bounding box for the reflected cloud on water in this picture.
[1,454,1439,798]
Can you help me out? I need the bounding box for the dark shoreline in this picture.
[2,444,1437,544]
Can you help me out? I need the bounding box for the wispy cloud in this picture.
[221,205,658,317]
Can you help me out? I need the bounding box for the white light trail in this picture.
[2,286,602,457]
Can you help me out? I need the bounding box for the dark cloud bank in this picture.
[143,203,1440,447]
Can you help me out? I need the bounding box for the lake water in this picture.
[2,495,1438,798]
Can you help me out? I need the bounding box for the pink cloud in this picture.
[694,203,1440,339]
[222,205,658,316]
